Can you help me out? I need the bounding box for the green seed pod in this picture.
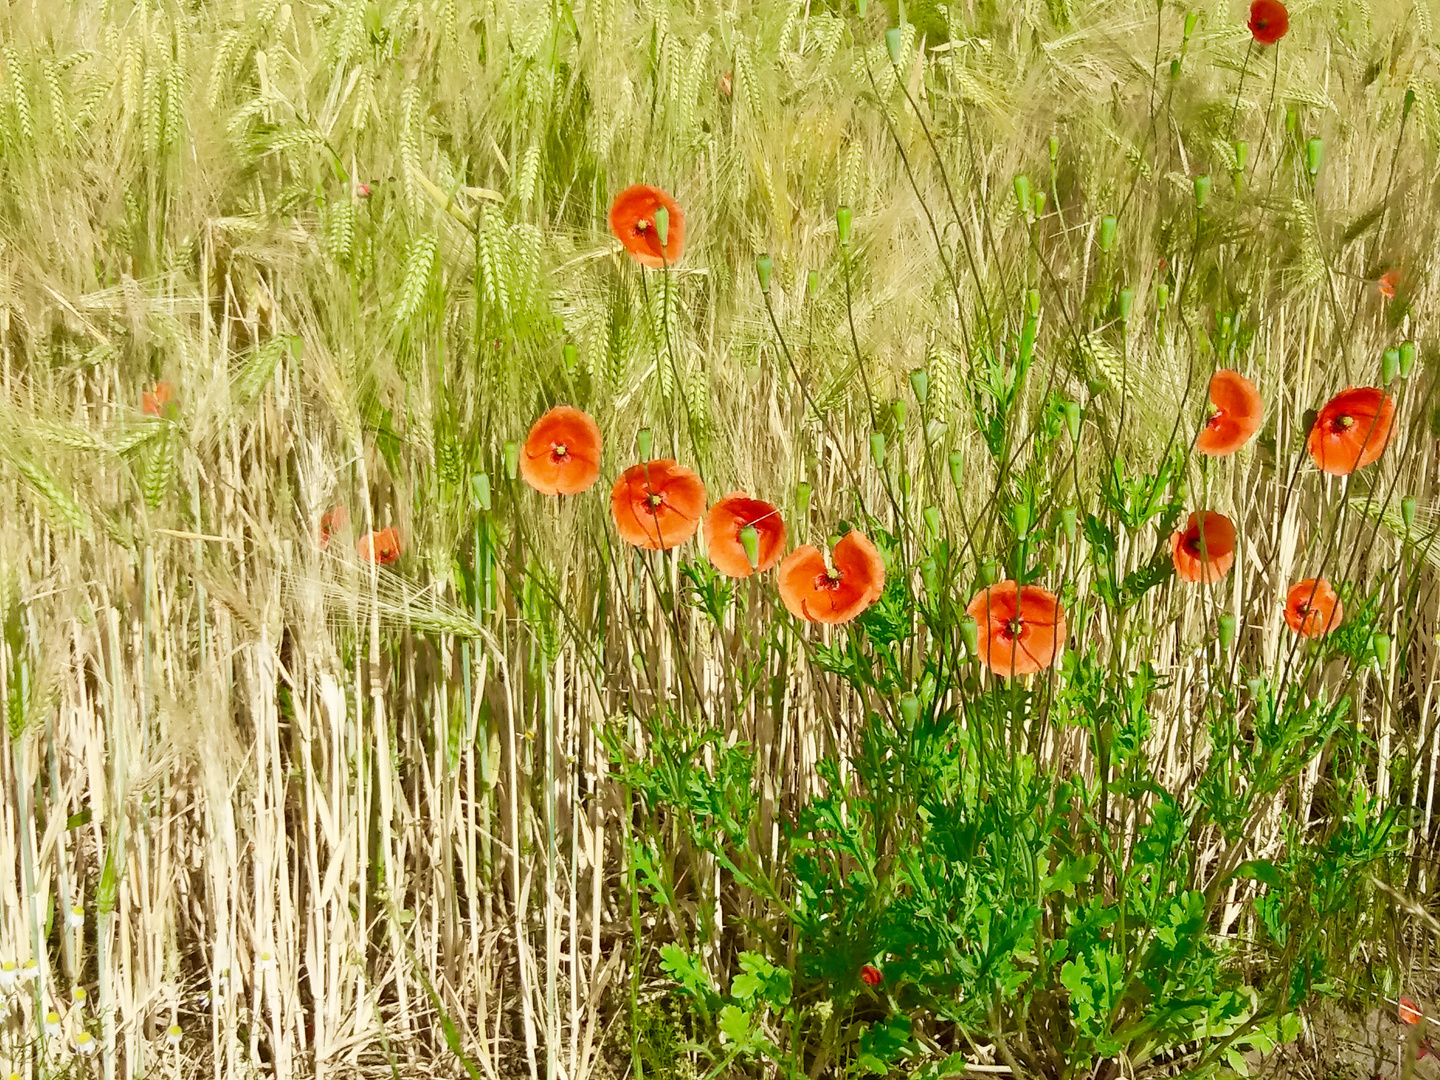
[1118,287,1135,322]
[1305,138,1323,177]
[923,505,941,540]
[920,555,938,596]
[1014,176,1031,218]
[892,400,907,428]
[1060,505,1077,542]
[653,205,669,247]
[756,253,774,293]
[1064,400,1082,442]
[563,343,578,372]
[636,427,653,460]
[1183,11,1199,40]
[1400,341,1416,377]
[1169,58,1180,79]
[1233,140,1249,172]
[1373,632,1392,668]
[1402,495,1417,532]
[870,431,886,469]
[899,693,919,727]
[1383,347,1400,384]
[1012,503,1031,537]
[856,0,866,14]
[472,473,492,511]
[1217,612,1236,651]
[949,451,964,493]
[808,269,819,297]
[960,614,980,656]
[977,558,998,587]
[910,369,930,405]
[1033,190,1046,218]
[1099,215,1116,252]
[885,27,903,65]
[503,441,519,480]
[1049,135,1059,163]
[1156,283,1169,311]
[1285,107,1297,134]
[739,524,760,571]
[836,205,852,245]
[1193,174,1211,209]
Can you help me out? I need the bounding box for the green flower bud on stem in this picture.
[1233,141,1249,172]
[1193,175,1210,209]
[1402,495,1417,532]
[472,473,492,511]
[739,524,760,571]
[1014,176,1031,218]
[636,427,653,460]
[1400,341,1416,377]
[885,27,903,65]
[870,432,886,469]
[503,441,518,480]
[756,253,773,293]
[960,614,979,657]
[892,400,907,428]
[910,369,929,405]
[923,505,941,541]
[653,205,669,248]
[1012,503,1030,537]
[836,206,852,245]
[1383,347,1400,384]
[1064,400,1082,442]
[1305,138,1323,177]
[1156,282,1169,311]
[1118,287,1134,322]
[899,693,919,727]
[1033,190,1046,218]
[1099,215,1116,252]
[1217,613,1236,651]
[949,451,964,494]
[977,558,998,587]
[1373,632,1392,669]
[1060,505,1076,542]
[807,269,819,297]
[920,555,938,596]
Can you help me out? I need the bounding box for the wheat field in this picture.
[1,0,1440,1078]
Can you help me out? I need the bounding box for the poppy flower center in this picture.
[814,567,843,591]
[1001,616,1024,640]
[1334,414,1354,431]
[635,219,650,233]
[550,442,569,462]
[644,492,665,515]
[1295,601,1310,615]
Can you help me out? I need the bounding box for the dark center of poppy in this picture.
[1255,15,1269,28]
[635,219,649,233]
[813,568,843,592]
[1334,414,1354,431]
[1295,601,1310,615]
[644,492,664,515]
[998,616,1023,640]
[550,442,569,462]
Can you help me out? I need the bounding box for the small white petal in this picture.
[75,1032,97,1055]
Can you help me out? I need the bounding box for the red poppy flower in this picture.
[860,965,882,986]
[610,460,706,550]
[357,527,402,565]
[143,381,175,417]
[1248,0,1288,45]
[1401,996,1425,1026]
[1171,511,1237,584]
[519,406,603,496]
[1283,578,1342,637]
[777,531,885,625]
[719,72,733,97]
[965,580,1067,677]
[1378,269,1400,300]
[318,505,349,550]
[1306,387,1395,475]
[703,493,786,578]
[609,185,685,268]
[1197,370,1263,456]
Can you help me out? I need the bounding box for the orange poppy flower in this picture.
[609,185,685,268]
[777,531,885,625]
[1171,511,1237,584]
[966,580,1067,677]
[1196,370,1263,456]
[1378,269,1400,300]
[1283,578,1342,637]
[142,381,175,417]
[860,965,882,987]
[318,504,349,550]
[357,527,402,565]
[1401,995,1425,1026]
[1306,387,1395,475]
[610,460,706,550]
[519,406,603,496]
[1247,0,1288,45]
[703,492,786,578]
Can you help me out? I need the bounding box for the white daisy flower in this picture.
[44,1010,61,1036]
[72,987,87,1006]
[66,906,85,929]
[0,962,17,989]
[20,960,38,983]
[166,1023,182,1046]
[74,1031,97,1055]
[256,952,276,973]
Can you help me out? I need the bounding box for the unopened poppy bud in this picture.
[1012,503,1030,537]
[1285,107,1297,134]
[910,369,929,405]
[503,441,518,480]
[1020,315,1037,363]
[808,269,819,297]
[1033,190,1046,218]
[892,400,907,428]
[1217,612,1236,650]
[1183,11,1199,40]
[472,473,491,511]
[636,427,653,460]
[1383,348,1400,384]
[1026,288,1041,317]
[1233,140,1249,172]
[1392,340,1417,382]
[977,558,998,586]
[1099,215,1116,252]
[739,524,760,571]
[653,205,669,248]
[796,481,812,522]
[920,555,938,595]
[1169,58,1180,79]
[1118,287,1135,321]
[1060,505,1076,541]
[1402,496,1417,532]
[1405,88,1417,117]
[869,432,886,469]
[885,27,903,64]
[960,614,980,656]
[836,206,852,245]
[856,0,866,14]
[1193,175,1210,209]
[756,253,774,293]
[1305,138,1323,177]
[1156,282,1169,311]
[562,343,577,372]
[1014,176,1031,218]
[1374,632,1392,668]
[1064,400,1082,442]
[948,451,964,493]
[899,694,919,726]
[924,505,940,540]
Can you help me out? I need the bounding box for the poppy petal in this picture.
[520,406,603,495]
[609,185,686,269]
